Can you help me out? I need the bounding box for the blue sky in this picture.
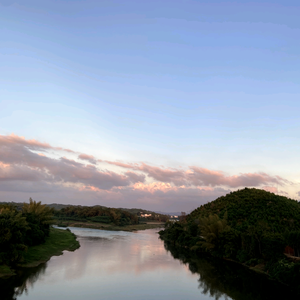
[0,0,300,210]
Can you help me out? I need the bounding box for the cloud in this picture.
[262,186,278,194]
[110,185,230,211]
[125,171,145,183]
[104,162,187,185]
[102,160,288,188]
[137,163,187,186]
[105,161,136,169]
[279,190,289,196]
[0,133,74,153]
[78,154,97,164]
[0,134,144,191]
[133,182,175,193]
[188,167,288,188]
[0,133,293,211]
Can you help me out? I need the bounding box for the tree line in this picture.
[54,205,139,226]
[0,198,53,266]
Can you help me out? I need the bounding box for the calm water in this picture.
[0,227,297,300]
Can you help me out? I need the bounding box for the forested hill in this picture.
[159,188,300,289]
[187,188,300,233]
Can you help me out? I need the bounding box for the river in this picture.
[0,227,297,300]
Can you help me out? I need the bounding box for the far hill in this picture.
[0,201,168,228]
[46,203,75,210]
[0,202,167,219]
[0,201,73,211]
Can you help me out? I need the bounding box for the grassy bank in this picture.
[55,220,164,231]
[21,227,80,267]
[0,227,80,277]
[0,265,15,278]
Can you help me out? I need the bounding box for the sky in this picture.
[0,0,300,212]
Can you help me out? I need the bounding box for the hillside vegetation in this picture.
[54,205,139,226]
[188,188,300,233]
[0,202,169,226]
[0,199,79,277]
[159,188,300,289]
[53,205,168,226]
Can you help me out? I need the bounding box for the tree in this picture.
[198,212,230,251]
[22,198,54,245]
[0,205,29,265]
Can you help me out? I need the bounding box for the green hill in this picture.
[159,188,300,289]
[188,188,300,233]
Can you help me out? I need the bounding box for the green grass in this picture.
[0,265,15,278]
[21,227,80,267]
[0,227,79,277]
[106,223,164,231]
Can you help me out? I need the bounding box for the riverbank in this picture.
[55,220,165,231]
[160,235,300,293]
[0,227,80,278]
[0,265,15,278]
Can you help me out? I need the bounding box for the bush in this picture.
[0,207,28,265]
[236,250,249,263]
[267,258,300,288]
[87,216,112,223]
[261,232,285,260]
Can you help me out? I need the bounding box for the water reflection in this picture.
[0,263,47,300]
[1,228,297,300]
[49,228,185,280]
[2,228,204,300]
[163,242,299,300]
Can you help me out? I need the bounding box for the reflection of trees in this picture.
[193,260,228,300]
[164,242,298,300]
[0,263,47,300]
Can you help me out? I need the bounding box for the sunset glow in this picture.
[1,0,299,211]
[0,133,298,211]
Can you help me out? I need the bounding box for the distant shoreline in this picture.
[54,220,165,231]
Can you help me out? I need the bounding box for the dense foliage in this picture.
[54,205,139,226]
[0,199,54,266]
[159,188,300,288]
[0,202,169,224]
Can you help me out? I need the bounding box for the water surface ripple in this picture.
[0,227,297,300]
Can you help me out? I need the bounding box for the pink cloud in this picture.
[0,134,145,190]
[101,161,287,189]
[262,186,278,194]
[0,162,10,168]
[188,167,288,188]
[0,164,48,182]
[79,185,102,192]
[0,133,293,211]
[105,161,136,169]
[133,182,174,193]
[78,153,97,164]
[125,171,145,183]
[0,133,74,153]
[137,163,187,186]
